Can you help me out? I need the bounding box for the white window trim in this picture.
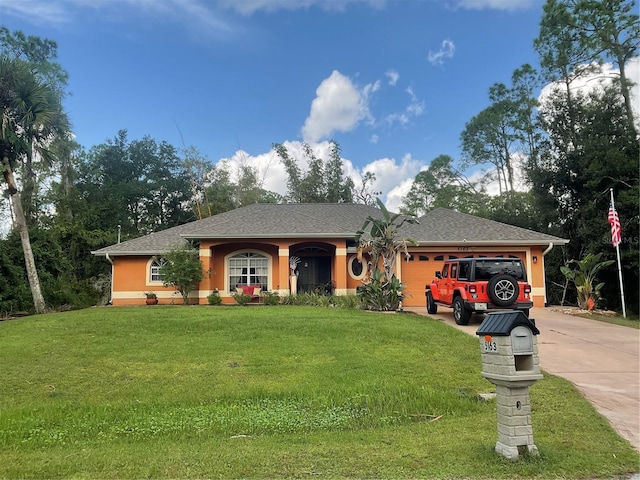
[348,255,367,281]
[146,257,167,286]
[224,250,272,293]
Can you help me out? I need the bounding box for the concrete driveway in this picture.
[404,305,640,452]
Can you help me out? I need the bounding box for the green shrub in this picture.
[330,294,361,309]
[262,291,280,305]
[231,291,252,306]
[357,269,405,311]
[207,290,222,305]
[281,293,327,306]
[279,293,360,309]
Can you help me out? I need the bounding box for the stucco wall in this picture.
[107,243,551,308]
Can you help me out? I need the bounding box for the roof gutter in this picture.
[542,242,554,257]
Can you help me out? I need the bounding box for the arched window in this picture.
[228,252,268,291]
[150,257,168,283]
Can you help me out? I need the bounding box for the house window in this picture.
[349,255,367,280]
[228,252,268,291]
[150,257,168,283]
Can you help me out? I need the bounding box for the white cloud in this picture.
[218,140,362,198]
[301,70,376,143]
[385,179,414,213]
[406,86,425,116]
[0,0,234,31]
[427,39,455,66]
[217,0,386,15]
[361,153,423,208]
[385,112,410,126]
[451,0,534,10]
[216,141,424,213]
[0,0,71,24]
[385,70,399,86]
[384,86,425,127]
[3,0,387,29]
[217,147,287,197]
[167,0,233,31]
[539,57,640,131]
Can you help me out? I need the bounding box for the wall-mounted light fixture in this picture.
[532,256,538,264]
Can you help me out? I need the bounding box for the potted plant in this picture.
[144,292,158,305]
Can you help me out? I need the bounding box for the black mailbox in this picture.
[476,310,539,337]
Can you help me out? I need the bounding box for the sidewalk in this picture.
[404,305,640,452]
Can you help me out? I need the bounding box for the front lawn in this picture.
[0,306,637,479]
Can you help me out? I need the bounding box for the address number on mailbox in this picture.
[482,339,498,354]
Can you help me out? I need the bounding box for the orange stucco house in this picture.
[92,203,568,308]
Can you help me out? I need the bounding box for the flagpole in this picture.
[610,189,626,318]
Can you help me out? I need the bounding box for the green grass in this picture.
[0,306,637,479]
[576,311,640,329]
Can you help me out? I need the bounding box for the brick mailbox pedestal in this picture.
[476,311,543,460]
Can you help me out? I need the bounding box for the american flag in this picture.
[607,203,622,247]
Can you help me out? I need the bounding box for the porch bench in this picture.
[235,285,263,303]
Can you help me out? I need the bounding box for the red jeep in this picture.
[425,258,533,325]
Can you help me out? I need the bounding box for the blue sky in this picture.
[1,0,548,210]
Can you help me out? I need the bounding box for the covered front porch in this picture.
[198,238,350,304]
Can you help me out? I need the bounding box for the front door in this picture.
[297,257,331,294]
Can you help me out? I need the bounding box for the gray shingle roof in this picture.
[407,208,568,245]
[92,204,568,256]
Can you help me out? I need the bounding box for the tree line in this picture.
[400,0,639,312]
[1,0,638,315]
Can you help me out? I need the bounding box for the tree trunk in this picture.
[2,154,46,314]
[616,56,638,138]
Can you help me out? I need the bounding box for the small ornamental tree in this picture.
[355,198,418,311]
[159,243,204,305]
[561,252,615,310]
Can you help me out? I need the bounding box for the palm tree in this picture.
[1,56,69,313]
[355,198,418,281]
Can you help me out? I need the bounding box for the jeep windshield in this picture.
[474,260,526,281]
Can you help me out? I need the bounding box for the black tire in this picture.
[426,291,438,314]
[453,296,471,325]
[487,274,519,307]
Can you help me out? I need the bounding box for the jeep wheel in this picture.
[453,296,471,325]
[487,274,519,307]
[426,291,438,314]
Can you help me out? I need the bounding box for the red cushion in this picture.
[238,285,261,295]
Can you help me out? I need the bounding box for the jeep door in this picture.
[441,262,458,304]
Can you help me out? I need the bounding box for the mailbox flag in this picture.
[608,202,622,248]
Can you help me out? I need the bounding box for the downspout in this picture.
[106,253,114,306]
[541,243,553,307]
